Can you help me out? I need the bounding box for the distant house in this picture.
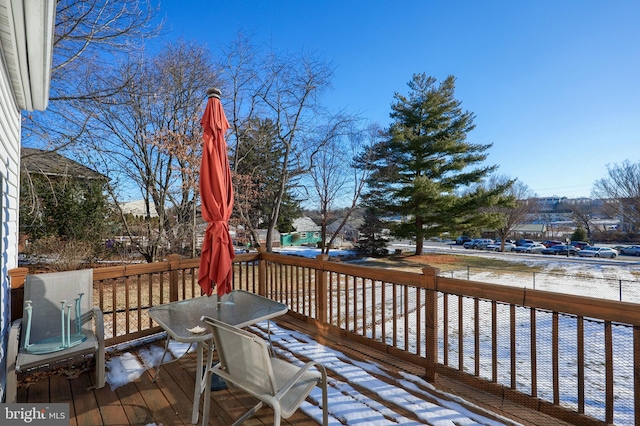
[512,224,546,239]
[120,200,159,218]
[327,217,363,243]
[281,216,322,246]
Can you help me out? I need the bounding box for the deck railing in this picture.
[10,251,640,425]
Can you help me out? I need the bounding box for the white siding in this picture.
[0,40,21,402]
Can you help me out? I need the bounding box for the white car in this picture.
[486,242,516,252]
[619,245,640,256]
[514,243,546,254]
[577,246,618,258]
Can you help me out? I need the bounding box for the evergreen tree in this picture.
[231,118,301,243]
[364,73,509,255]
[20,173,110,242]
[571,226,588,242]
[354,208,388,256]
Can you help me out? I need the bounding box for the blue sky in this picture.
[156,0,639,199]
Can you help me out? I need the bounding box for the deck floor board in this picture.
[16,315,574,426]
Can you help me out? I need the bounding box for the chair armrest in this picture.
[91,307,104,342]
[274,360,327,399]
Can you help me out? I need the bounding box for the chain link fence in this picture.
[445,266,640,303]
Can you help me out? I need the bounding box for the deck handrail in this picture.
[9,251,636,425]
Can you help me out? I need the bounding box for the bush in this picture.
[25,236,93,271]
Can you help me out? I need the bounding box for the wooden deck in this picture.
[16,315,573,426]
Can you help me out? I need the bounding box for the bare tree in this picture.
[24,0,162,149]
[484,176,537,251]
[83,40,219,262]
[593,160,640,233]
[308,123,379,255]
[220,34,346,251]
[560,200,597,242]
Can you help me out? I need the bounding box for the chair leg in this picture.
[319,365,329,425]
[152,336,171,382]
[95,342,105,389]
[5,319,22,403]
[5,365,17,403]
[272,406,282,426]
[201,370,212,426]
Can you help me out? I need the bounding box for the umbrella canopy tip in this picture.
[207,87,221,99]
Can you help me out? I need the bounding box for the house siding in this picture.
[0,44,21,402]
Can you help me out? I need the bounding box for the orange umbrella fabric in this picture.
[198,88,235,297]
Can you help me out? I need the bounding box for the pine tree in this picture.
[354,208,388,256]
[364,73,510,255]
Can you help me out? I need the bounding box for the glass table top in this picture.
[148,290,288,342]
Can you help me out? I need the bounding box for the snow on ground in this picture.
[105,323,519,426]
[275,244,640,302]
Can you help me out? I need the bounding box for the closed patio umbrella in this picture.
[198,87,235,297]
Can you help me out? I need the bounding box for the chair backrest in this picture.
[22,269,94,346]
[205,317,277,396]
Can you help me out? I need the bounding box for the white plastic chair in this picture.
[5,269,105,402]
[200,316,328,426]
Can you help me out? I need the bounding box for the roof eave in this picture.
[2,0,56,111]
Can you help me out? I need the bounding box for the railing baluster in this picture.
[553,311,559,404]
[474,297,480,376]
[415,287,421,356]
[371,278,376,341]
[392,282,397,348]
[404,285,410,352]
[511,304,517,389]
[605,320,613,423]
[443,293,449,367]
[111,278,117,339]
[125,276,130,335]
[491,300,497,383]
[458,295,463,371]
[577,315,584,414]
[530,308,537,396]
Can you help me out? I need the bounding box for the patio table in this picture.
[148,290,288,424]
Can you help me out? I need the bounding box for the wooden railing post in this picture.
[167,254,182,302]
[423,266,440,382]
[316,254,329,324]
[257,247,267,297]
[9,267,29,323]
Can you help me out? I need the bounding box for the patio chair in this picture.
[200,316,328,426]
[5,269,105,403]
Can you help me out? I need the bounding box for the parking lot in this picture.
[389,239,640,267]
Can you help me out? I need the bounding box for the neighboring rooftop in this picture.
[21,147,106,180]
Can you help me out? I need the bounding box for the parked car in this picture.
[541,244,579,256]
[514,242,546,254]
[467,238,493,249]
[619,245,640,256]
[475,239,496,250]
[542,240,563,248]
[463,239,479,249]
[570,241,590,250]
[486,242,516,252]
[463,238,492,249]
[515,238,535,246]
[577,246,618,258]
[455,236,472,245]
